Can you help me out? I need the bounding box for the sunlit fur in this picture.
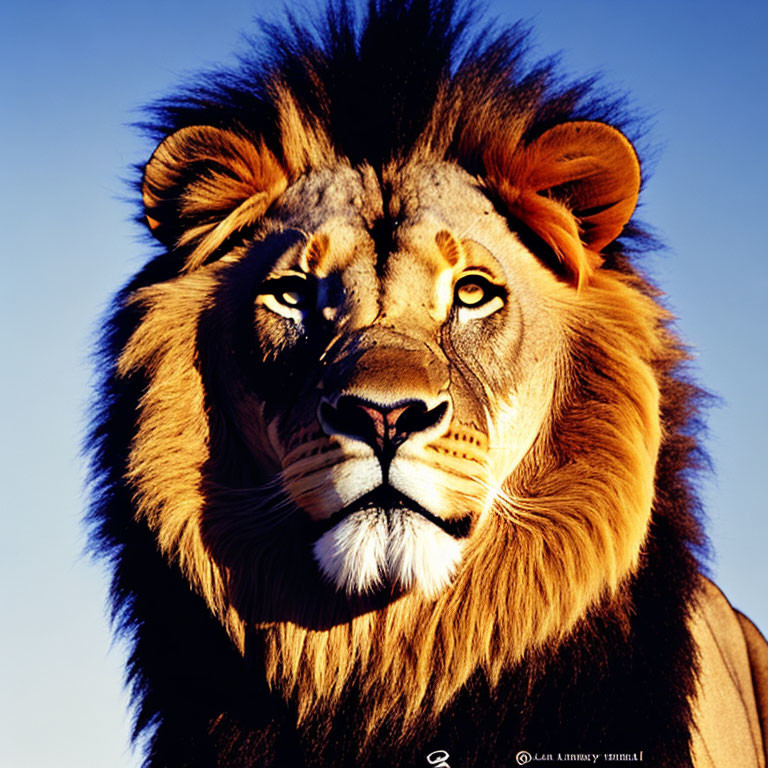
[94,0,701,756]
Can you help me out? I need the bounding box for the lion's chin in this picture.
[313,506,466,598]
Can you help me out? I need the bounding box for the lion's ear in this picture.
[487,121,641,285]
[142,125,288,268]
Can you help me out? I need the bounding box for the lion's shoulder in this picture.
[690,578,768,767]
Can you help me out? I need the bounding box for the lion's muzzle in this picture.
[318,395,451,470]
[305,331,473,596]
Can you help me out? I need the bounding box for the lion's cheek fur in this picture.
[116,270,253,632]
[507,273,665,617]
[459,271,666,673]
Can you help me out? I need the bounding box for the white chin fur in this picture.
[313,510,464,598]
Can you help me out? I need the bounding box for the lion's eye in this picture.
[455,279,488,307]
[258,275,315,317]
[277,288,305,307]
[271,276,312,307]
[454,275,504,318]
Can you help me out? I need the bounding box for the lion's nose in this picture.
[318,395,450,456]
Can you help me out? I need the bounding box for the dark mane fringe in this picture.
[139,0,641,176]
[88,0,710,763]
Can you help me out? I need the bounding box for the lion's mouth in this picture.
[313,485,473,539]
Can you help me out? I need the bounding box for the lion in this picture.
[88,1,768,766]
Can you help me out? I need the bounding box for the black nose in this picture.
[318,396,449,456]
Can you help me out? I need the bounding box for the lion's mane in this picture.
[89,1,708,765]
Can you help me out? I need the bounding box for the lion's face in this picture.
[125,116,663,723]
[245,162,564,597]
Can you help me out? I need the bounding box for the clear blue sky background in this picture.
[1,1,766,765]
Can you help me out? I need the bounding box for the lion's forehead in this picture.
[269,164,381,230]
[388,162,496,232]
[267,161,519,275]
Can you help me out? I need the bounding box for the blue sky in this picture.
[1,1,766,765]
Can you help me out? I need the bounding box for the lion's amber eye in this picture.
[456,281,486,307]
[454,275,495,307]
[453,274,505,320]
